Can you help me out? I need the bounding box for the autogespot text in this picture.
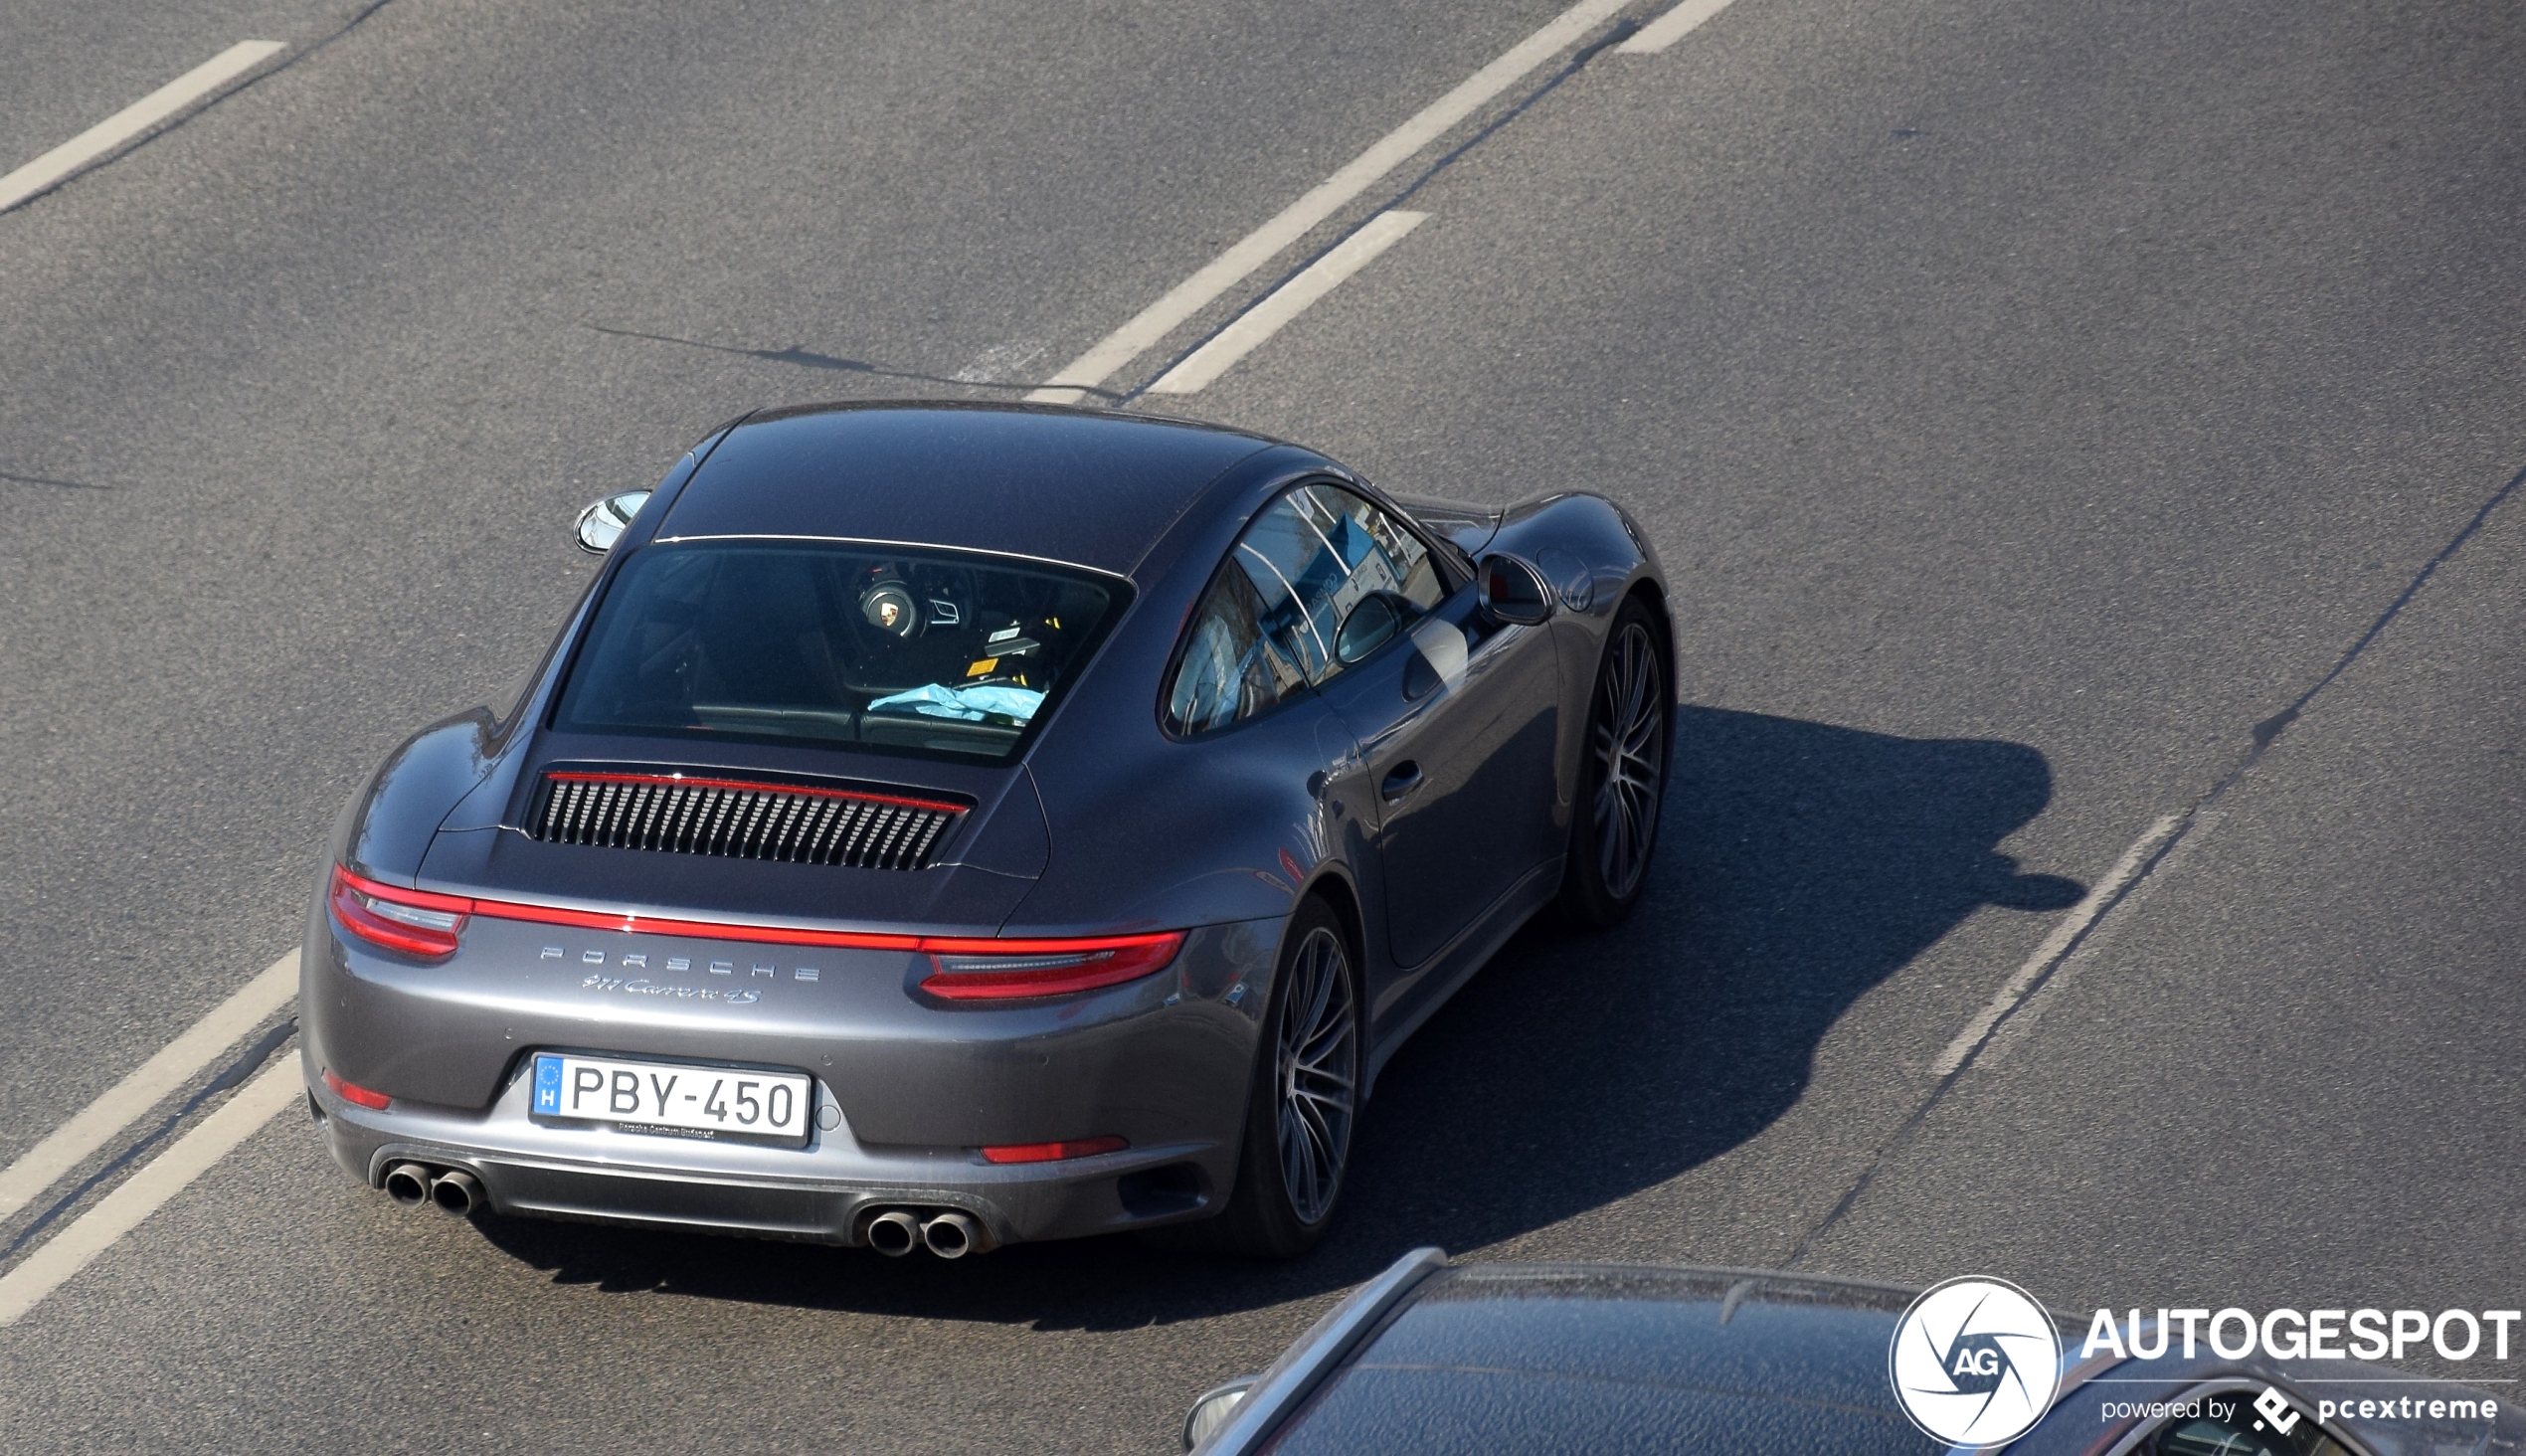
[2079,1307,2522,1364]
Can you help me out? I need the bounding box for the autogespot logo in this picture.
[1890,1276,2065,1447]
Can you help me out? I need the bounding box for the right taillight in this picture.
[329,866,470,960]
[918,932,1187,1001]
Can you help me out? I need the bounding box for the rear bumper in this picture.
[301,905,1280,1248]
[305,1059,1232,1246]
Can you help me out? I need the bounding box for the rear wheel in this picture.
[1558,598,1669,928]
[1184,896,1359,1259]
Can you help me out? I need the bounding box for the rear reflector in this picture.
[979,1136,1129,1165]
[321,1067,392,1110]
[330,867,468,960]
[919,932,1186,1001]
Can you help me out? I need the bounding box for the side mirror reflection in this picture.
[1476,553,1553,626]
[573,489,652,554]
[1335,591,1417,665]
[1182,1376,1258,1451]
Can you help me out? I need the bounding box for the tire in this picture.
[1558,597,1670,929]
[1172,896,1361,1259]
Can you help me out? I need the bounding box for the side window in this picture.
[1165,559,1303,735]
[1164,482,1446,736]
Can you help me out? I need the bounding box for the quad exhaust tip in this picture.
[861,1206,992,1258]
[381,1163,483,1215]
[865,1208,922,1257]
[430,1169,484,1216]
[922,1211,980,1259]
[382,1163,433,1207]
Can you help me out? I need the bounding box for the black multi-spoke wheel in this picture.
[1179,896,1359,1258]
[1272,923,1357,1225]
[1560,598,1669,927]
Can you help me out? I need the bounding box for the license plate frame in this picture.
[528,1051,814,1148]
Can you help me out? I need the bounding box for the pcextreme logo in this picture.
[1890,1276,2064,1447]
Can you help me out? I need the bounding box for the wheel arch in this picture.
[1296,866,1368,975]
[1621,575,1676,685]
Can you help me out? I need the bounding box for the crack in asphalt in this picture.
[581,323,1119,400]
[0,470,113,490]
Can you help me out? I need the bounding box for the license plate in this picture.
[530,1053,812,1146]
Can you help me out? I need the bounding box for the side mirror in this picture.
[1476,553,1552,626]
[1335,592,1409,665]
[573,489,652,554]
[1182,1377,1258,1451]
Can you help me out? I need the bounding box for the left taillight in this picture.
[918,931,1186,1001]
[329,866,471,960]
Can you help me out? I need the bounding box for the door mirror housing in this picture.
[573,489,652,554]
[1335,591,1414,665]
[1182,1377,1258,1451]
[1476,553,1553,626]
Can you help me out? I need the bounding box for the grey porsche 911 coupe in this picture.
[303,402,1671,1259]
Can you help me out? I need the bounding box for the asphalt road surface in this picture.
[1,0,2520,1449]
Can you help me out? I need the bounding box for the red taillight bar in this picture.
[979,1136,1129,1165]
[327,866,1186,999]
[330,867,468,960]
[918,933,1186,1000]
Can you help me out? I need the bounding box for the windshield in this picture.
[552,540,1125,762]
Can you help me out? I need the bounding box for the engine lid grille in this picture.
[525,770,969,870]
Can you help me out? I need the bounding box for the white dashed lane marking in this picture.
[0,42,286,215]
[1146,211,1428,395]
[1930,815,2187,1077]
[0,1061,302,1327]
[1024,0,1637,404]
[0,954,297,1221]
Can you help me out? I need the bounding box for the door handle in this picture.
[1379,762,1424,803]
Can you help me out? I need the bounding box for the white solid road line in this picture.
[0,1060,302,1328]
[0,953,297,1221]
[1024,0,1633,405]
[1146,212,1429,395]
[0,41,286,215]
[1929,814,2187,1077]
[1615,0,1741,54]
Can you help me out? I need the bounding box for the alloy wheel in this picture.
[1590,621,1666,901]
[1273,926,1357,1225]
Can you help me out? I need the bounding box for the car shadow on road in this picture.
[469,705,2080,1329]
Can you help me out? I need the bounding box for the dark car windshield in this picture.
[552,540,1126,762]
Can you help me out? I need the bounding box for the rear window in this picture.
[552,541,1126,762]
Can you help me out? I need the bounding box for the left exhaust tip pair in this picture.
[862,1206,986,1258]
[383,1162,482,1216]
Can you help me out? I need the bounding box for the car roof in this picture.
[1378,1264,1920,1396]
[1259,1265,1934,1456]
[656,402,1276,577]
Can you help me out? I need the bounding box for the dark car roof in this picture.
[657,403,1275,577]
[1264,1265,1937,1456]
[1252,1261,2524,1456]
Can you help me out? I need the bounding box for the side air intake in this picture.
[526,770,967,870]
